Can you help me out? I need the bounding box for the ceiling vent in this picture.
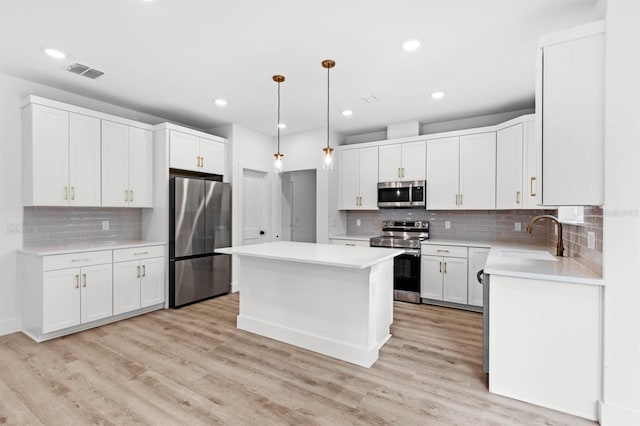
[360,93,380,104]
[66,63,104,79]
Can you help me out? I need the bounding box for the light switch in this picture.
[102,220,110,231]
[445,220,451,229]
[356,219,361,227]
[515,222,522,231]
[587,231,595,249]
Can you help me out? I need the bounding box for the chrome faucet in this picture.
[527,215,565,257]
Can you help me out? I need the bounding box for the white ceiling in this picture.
[0,0,597,136]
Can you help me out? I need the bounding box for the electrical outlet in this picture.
[6,223,22,234]
[356,219,361,227]
[445,220,451,230]
[515,222,521,231]
[102,220,109,231]
[587,231,596,249]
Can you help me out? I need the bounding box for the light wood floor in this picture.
[0,293,595,425]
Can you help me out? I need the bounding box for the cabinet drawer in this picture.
[113,245,164,262]
[43,250,112,271]
[421,244,468,258]
[329,238,370,247]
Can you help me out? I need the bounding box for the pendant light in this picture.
[273,74,285,173]
[321,59,335,170]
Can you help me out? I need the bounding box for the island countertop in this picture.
[216,241,404,269]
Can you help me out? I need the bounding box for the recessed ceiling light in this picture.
[43,48,66,59]
[402,40,420,52]
[277,123,286,129]
[431,91,445,100]
[342,110,353,117]
[214,98,227,106]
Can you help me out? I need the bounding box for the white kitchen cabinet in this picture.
[113,246,165,314]
[23,104,101,207]
[468,247,489,307]
[378,141,425,182]
[496,123,524,209]
[338,146,378,210]
[329,238,370,247]
[427,133,496,210]
[421,245,469,304]
[41,255,113,334]
[102,121,153,208]
[537,21,605,206]
[170,130,225,175]
[522,118,541,208]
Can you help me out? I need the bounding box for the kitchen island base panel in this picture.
[236,256,393,368]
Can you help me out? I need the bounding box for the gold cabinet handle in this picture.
[516,191,521,204]
[142,265,146,277]
[130,190,134,202]
[137,265,140,278]
[125,190,129,202]
[401,167,405,178]
[459,194,462,206]
[134,252,148,256]
[530,177,537,197]
[196,156,200,167]
[75,274,79,289]
[64,186,69,200]
[443,262,447,273]
[455,194,459,205]
[201,156,204,168]
[82,273,87,288]
[359,196,362,206]
[398,167,401,178]
[71,186,76,201]
[436,249,450,253]
[346,243,356,246]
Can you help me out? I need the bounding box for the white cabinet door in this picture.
[496,124,524,209]
[69,113,101,207]
[338,149,360,209]
[128,127,153,207]
[42,268,81,334]
[80,263,113,324]
[427,137,459,210]
[443,257,468,304]
[523,119,541,208]
[378,144,402,182]
[459,132,496,209]
[420,255,443,300]
[29,105,70,206]
[169,131,200,172]
[358,146,379,209]
[468,248,489,307]
[113,260,141,315]
[401,141,426,181]
[140,257,165,308]
[542,31,604,206]
[101,120,130,207]
[199,138,225,175]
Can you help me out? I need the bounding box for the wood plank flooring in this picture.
[0,293,595,425]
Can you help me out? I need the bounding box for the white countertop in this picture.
[329,234,375,241]
[20,240,166,256]
[484,244,604,286]
[216,241,404,269]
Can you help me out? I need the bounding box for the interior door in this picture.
[69,113,101,206]
[173,177,206,257]
[290,170,316,243]
[242,169,268,245]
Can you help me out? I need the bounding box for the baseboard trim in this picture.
[231,281,239,293]
[0,316,22,337]
[599,400,640,425]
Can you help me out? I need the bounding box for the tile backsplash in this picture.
[346,209,557,245]
[23,207,142,247]
[551,206,603,276]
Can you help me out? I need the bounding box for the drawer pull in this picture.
[75,274,79,289]
[530,177,537,197]
[436,249,449,253]
[71,258,90,262]
[64,186,69,201]
[443,262,447,273]
[439,262,442,273]
[82,273,87,288]
[137,265,140,278]
[134,252,148,256]
[142,265,146,277]
[346,243,356,246]
[125,189,129,202]
[71,186,76,201]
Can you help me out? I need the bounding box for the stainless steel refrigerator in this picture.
[169,176,231,308]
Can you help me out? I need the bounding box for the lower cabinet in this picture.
[22,244,165,342]
[328,238,370,247]
[421,243,489,309]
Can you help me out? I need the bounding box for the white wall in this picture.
[601,1,640,424]
[280,128,346,243]
[0,72,169,336]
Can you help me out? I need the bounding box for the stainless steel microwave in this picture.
[377,181,426,208]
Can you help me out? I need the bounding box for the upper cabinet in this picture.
[338,146,379,210]
[169,130,225,175]
[537,21,605,206]
[496,123,524,209]
[102,121,153,208]
[23,104,101,207]
[22,96,154,208]
[427,133,496,210]
[378,141,426,182]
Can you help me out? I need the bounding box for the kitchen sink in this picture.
[498,249,559,262]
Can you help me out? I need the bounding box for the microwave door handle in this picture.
[409,184,413,204]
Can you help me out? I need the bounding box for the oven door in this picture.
[394,249,421,303]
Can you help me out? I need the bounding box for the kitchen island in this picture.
[216,242,403,367]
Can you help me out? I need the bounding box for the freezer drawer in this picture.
[170,254,230,307]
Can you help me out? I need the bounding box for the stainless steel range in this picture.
[370,221,429,303]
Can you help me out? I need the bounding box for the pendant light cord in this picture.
[277,80,281,153]
[326,66,330,149]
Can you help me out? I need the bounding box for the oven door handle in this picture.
[409,183,413,204]
[403,249,421,257]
